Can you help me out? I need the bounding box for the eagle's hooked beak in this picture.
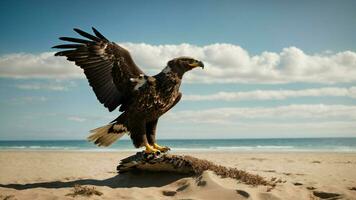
[188,60,204,69]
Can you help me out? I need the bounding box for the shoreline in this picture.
[1,149,356,153]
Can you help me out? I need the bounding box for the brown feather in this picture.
[92,27,109,41]
[73,28,101,42]
[59,37,94,44]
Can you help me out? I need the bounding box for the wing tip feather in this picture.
[73,27,100,42]
[92,27,109,41]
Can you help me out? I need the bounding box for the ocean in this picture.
[0,138,356,152]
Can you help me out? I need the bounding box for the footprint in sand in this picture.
[195,175,207,186]
[0,195,17,200]
[250,157,266,162]
[236,190,250,198]
[306,186,316,190]
[162,190,177,196]
[263,169,276,173]
[197,180,207,186]
[176,184,190,192]
[312,191,342,199]
[348,187,356,191]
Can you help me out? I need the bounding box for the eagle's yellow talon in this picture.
[153,143,170,152]
[144,143,159,154]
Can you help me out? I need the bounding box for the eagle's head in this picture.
[165,57,204,77]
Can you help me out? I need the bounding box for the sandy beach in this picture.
[0,151,356,200]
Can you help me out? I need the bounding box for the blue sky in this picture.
[0,0,356,140]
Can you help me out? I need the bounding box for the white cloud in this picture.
[67,116,87,122]
[0,52,82,79]
[159,104,356,138]
[10,96,48,104]
[15,81,77,91]
[124,43,356,84]
[1,44,356,84]
[182,121,356,138]
[16,83,65,91]
[184,86,356,101]
[166,104,356,124]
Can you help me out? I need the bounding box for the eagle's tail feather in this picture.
[87,124,127,147]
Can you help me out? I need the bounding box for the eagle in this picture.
[53,28,204,154]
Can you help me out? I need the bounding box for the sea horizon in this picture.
[1,137,356,152]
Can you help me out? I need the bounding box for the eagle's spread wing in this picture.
[53,27,144,112]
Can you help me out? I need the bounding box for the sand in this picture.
[0,151,356,200]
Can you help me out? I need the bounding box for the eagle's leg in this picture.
[146,119,170,153]
[130,118,159,154]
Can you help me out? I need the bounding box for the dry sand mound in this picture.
[161,170,293,200]
[166,170,252,200]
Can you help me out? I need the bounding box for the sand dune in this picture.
[1,151,356,199]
